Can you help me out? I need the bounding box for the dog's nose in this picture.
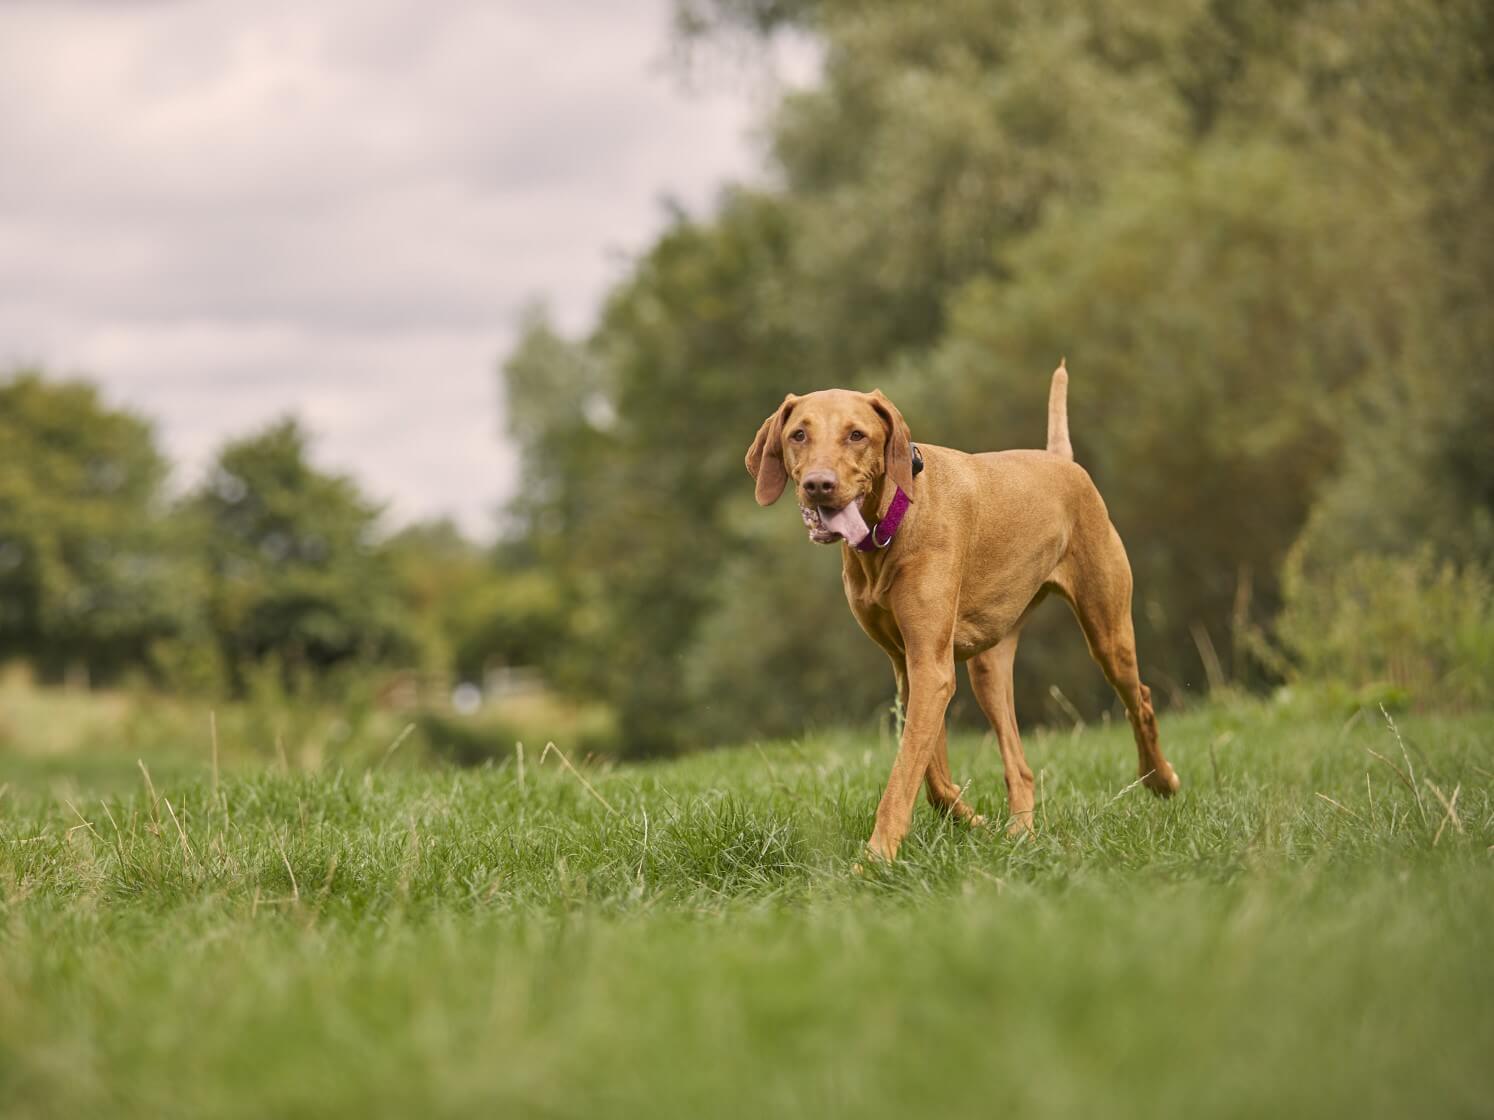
[801,470,838,501]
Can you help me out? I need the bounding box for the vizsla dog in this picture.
[745,362,1180,862]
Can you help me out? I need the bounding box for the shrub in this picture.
[1277,549,1494,710]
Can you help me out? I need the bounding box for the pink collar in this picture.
[854,486,910,552]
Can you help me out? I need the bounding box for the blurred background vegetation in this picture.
[2,0,1490,761]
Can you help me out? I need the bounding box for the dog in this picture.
[745,362,1180,862]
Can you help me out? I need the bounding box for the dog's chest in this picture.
[841,564,902,649]
[842,550,1040,662]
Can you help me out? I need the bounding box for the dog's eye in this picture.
[849,430,865,442]
[790,429,807,443]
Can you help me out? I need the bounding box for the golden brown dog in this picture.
[745,362,1180,862]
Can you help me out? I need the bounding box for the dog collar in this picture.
[855,486,909,551]
[855,446,921,552]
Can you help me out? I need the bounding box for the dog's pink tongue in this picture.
[820,502,870,547]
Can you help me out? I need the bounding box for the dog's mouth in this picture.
[799,499,871,547]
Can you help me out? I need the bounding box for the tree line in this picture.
[3,0,1489,754]
[0,372,542,699]
[501,0,1493,753]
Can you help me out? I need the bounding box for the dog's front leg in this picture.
[867,638,956,863]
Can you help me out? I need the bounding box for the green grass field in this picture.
[2,696,1491,1119]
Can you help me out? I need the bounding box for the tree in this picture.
[913,139,1426,705]
[498,0,1494,749]
[1273,0,1494,578]
[0,371,192,683]
[188,419,415,689]
[385,519,567,683]
[501,197,809,755]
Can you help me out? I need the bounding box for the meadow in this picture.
[1,688,1490,1119]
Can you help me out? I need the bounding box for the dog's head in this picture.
[744,389,914,546]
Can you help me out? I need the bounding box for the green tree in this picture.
[914,140,1425,706]
[385,520,567,683]
[189,419,415,689]
[502,198,807,755]
[0,371,192,683]
[500,0,1494,749]
[1276,0,1494,578]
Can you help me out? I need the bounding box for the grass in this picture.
[1,694,1491,1119]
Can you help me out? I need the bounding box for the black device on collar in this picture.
[911,444,924,476]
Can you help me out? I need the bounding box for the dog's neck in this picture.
[860,443,923,524]
[847,471,915,557]
[860,474,895,524]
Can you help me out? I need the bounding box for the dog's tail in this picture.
[1046,358,1072,460]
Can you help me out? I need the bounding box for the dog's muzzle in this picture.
[800,500,871,547]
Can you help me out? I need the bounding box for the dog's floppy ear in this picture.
[868,390,915,499]
[745,394,798,506]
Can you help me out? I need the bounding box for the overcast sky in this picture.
[0,1,808,537]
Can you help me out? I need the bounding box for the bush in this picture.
[1277,549,1494,710]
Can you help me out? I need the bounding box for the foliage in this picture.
[384,519,559,680]
[0,373,560,706]
[683,522,888,744]
[1267,0,1494,580]
[914,140,1416,705]
[1278,549,1494,710]
[673,0,817,42]
[445,566,567,683]
[1287,298,1494,581]
[501,195,805,755]
[3,3,1489,743]
[186,418,417,691]
[497,0,1494,749]
[2,701,1491,1117]
[0,371,193,683]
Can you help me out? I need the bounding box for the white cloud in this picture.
[0,0,812,535]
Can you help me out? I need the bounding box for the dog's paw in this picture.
[1143,765,1182,797]
[861,836,897,865]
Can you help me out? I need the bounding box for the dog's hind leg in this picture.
[924,722,985,825]
[1056,527,1181,796]
[968,635,1036,832]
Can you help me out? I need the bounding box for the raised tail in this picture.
[1047,358,1072,460]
